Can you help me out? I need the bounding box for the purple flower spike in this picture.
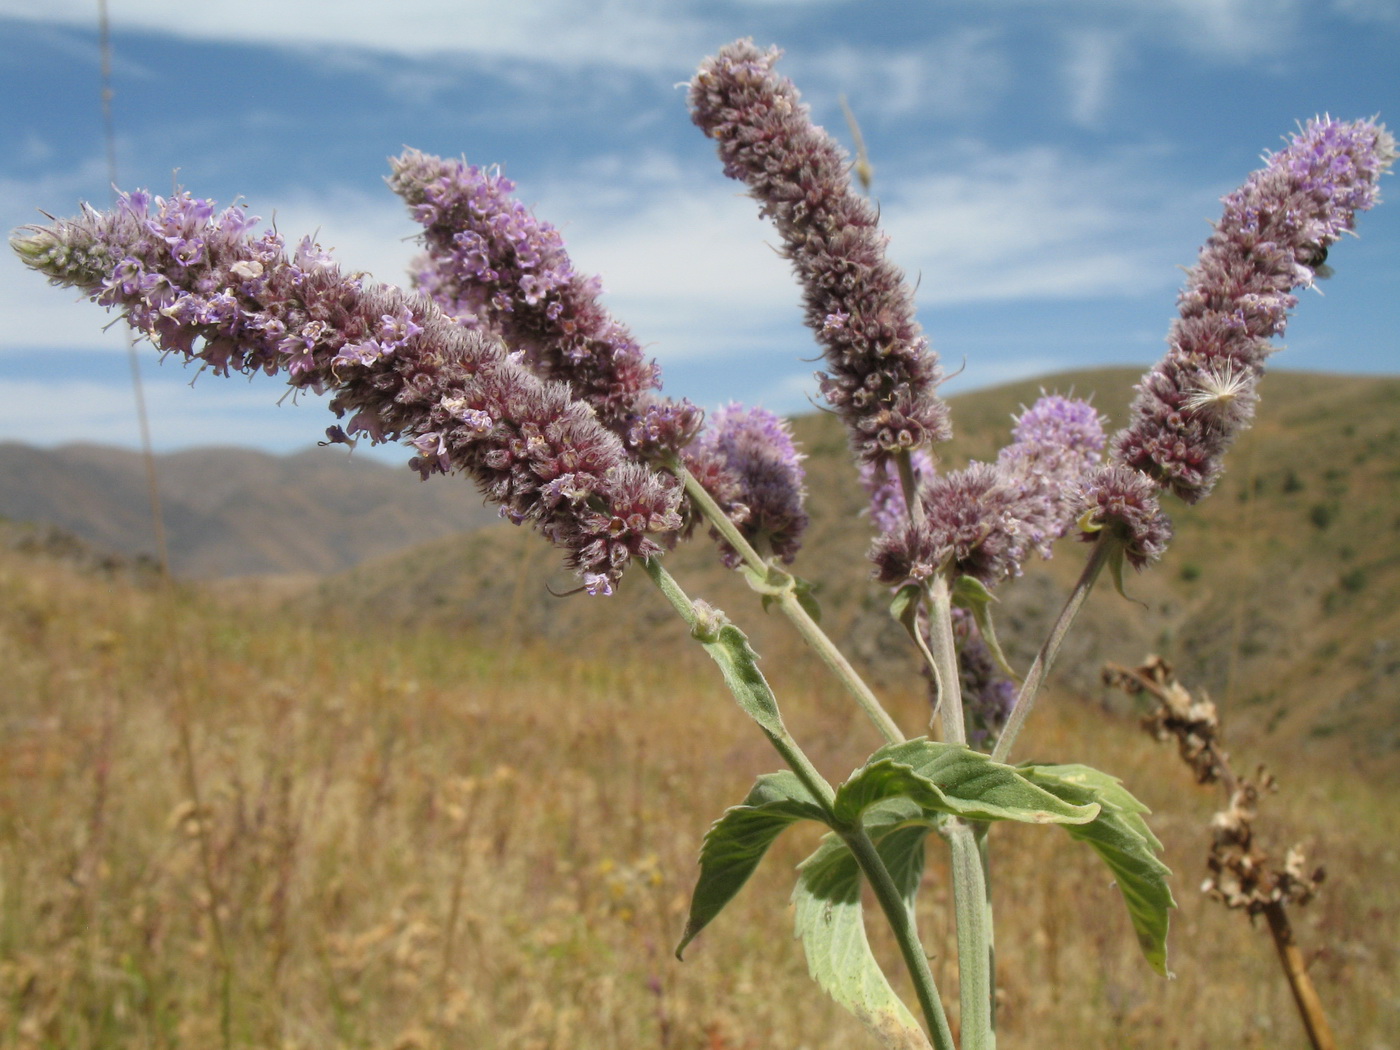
[387,150,688,451]
[1115,116,1396,503]
[689,40,950,465]
[12,189,683,592]
[689,404,809,567]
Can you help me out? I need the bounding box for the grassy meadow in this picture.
[2,519,1397,1049]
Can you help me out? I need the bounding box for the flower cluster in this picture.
[1076,464,1174,570]
[1113,116,1396,504]
[998,394,1106,555]
[865,395,1104,587]
[11,189,683,594]
[689,39,950,465]
[688,404,808,567]
[388,149,700,454]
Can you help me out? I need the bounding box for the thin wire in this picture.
[97,0,171,577]
[98,6,232,1045]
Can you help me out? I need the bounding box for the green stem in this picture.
[670,460,905,746]
[641,557,834,811]
[976,822,997,1036]
[896,453,994,1045]
[642,556,953,1048]
[923,572,965,746]
[843,826,957,1050]
[990,536,1112,765]
[774,587,905,745]
[946,820,994,1049]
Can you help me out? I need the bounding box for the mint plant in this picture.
[13,37,1392,1050]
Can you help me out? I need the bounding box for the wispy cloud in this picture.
[0,0,713,71]
[0,372,341,450]
[1060,29,1121,128]
[794,30,1014,120]
[879,143,1188,305]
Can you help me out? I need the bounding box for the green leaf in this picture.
[889,582,922,627]
[698,623,784,737]
[675,771,827,959]
[951,574,1021,682]
[793,825,934,1050]
[1020,763,1176,976]
[834,739,1101,828]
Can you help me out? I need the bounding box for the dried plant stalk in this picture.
[1103,656,1336,1050]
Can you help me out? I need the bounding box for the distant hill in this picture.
[0,442,501,577]
[300,367,1400,770]
[7,368,1399,767]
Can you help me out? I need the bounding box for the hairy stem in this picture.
[670,460,905,745]
[946,820,994,1050]
[842,826,957,1050]
[991,537,1112,765]
[924,572,965,746]
[641,557,836,810]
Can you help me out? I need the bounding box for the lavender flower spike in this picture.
[387,150,701,456]
[1114,116,1396,503]
[11,189,683,593]
[689,40,950,465]
[688,404,809,567]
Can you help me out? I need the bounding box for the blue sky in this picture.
[2,0,1397,458]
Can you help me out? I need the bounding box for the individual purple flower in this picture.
[689,40,950,465]
[688,404,808,567]
[1114,116,1396,503]
[387,150,693,452]
[1076,464,1173,570]
[12,189,683,593]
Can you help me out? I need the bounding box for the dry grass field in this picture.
[2,523,1397,1049]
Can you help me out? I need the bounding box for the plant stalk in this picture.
[670,460,905,745]
[1263,901,1338,1050]
[643,556,954,1048]
[946,820,994,1049]
[991,537,1112,765]
[843,826,957,1050]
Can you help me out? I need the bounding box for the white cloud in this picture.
[1332,0,1400,24]
[0,0,711,71]
[1061,29,1120,127]
[0,372,338,451]
[880,143,1184,306]
[794,31,1014,120]
[936,0,1304,62]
